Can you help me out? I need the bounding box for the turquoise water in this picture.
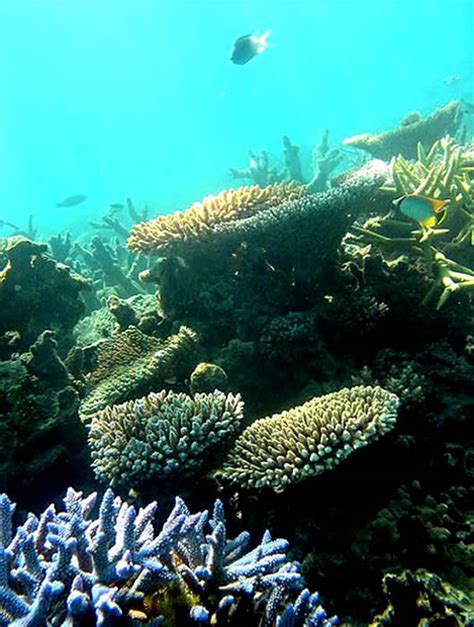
[0,0,472,236]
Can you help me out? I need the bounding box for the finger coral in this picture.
[128,181,307,257]
[87,389,244,488]
[0,487,337,626]
[220,386,399,492]
[79,325,199,419]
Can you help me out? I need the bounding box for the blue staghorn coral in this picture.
[0,488,338,626]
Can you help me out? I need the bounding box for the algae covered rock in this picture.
[0,238,89,353]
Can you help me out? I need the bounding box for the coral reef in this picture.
[0,330,84,494]
[87,389,244,488]
[343,100,461,160]
[352,135,474,308]
[219,386,399,492]
[128,182,307,257]
[79,325,199,419]
[0,238,89,353]
[0,487,337,626]
[371,569,473,625]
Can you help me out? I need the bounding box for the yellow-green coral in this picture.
[127,182,307,256]
[353,135,474,307]
[87,389,244,487]
[79,325,199,419]
[219,385,399,492]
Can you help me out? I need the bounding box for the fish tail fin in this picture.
[256,29,271,53]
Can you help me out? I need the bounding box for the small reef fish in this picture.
[55,194,88,208]
[108,203,125,209]
[231,30,271,65]
[393,194,448,228]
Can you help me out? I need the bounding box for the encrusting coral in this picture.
[219,386,399,492]
[87,389,244,488]
[343,100,461,161]
[79,325,199,419]
[0,487,338,626]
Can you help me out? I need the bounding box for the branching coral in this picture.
[352,135,474,308]
[343,101,461,160]
[128,182,307,257]
[219,386,399,492]
[0,487,338,626]
[87,389,244,488]
[79,325,199,419]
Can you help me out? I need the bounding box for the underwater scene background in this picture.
[0,0,473,625]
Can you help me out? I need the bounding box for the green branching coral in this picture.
[79,325,199,419]
[219,386,399,492]
[353,136,474,308]
[87,389,244,487]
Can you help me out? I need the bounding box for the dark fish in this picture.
[108,203,125,209]
[55,194,88,208]
[231,30,271,65]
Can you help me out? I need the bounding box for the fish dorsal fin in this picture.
[235,34,252,44]
[431,198,448,213]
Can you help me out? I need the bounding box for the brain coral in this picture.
[87,389,244,488]
[79,325,198,419]
[220,385,399,492]
[127,181,307,256]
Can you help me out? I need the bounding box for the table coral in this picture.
[128,181,307,257]
[87,389,244,488]
[79,325,199,419]
[219,386,399,492]
[343,100,461,161]
[0,487,337,626]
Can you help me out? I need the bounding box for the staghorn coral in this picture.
[87,389,244,488]
[343,100,461,161]
[0,238,89,353]
[79,325,199,419]
[0,487,337,626]
[352,135,474,308]
[219,386,399,492]
[128,181,307,257]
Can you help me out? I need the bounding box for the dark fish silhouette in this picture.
[108,203,125,209]
[231,30,271,65]
[55,194,87,208]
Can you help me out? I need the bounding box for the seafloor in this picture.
[0,100,473,626]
